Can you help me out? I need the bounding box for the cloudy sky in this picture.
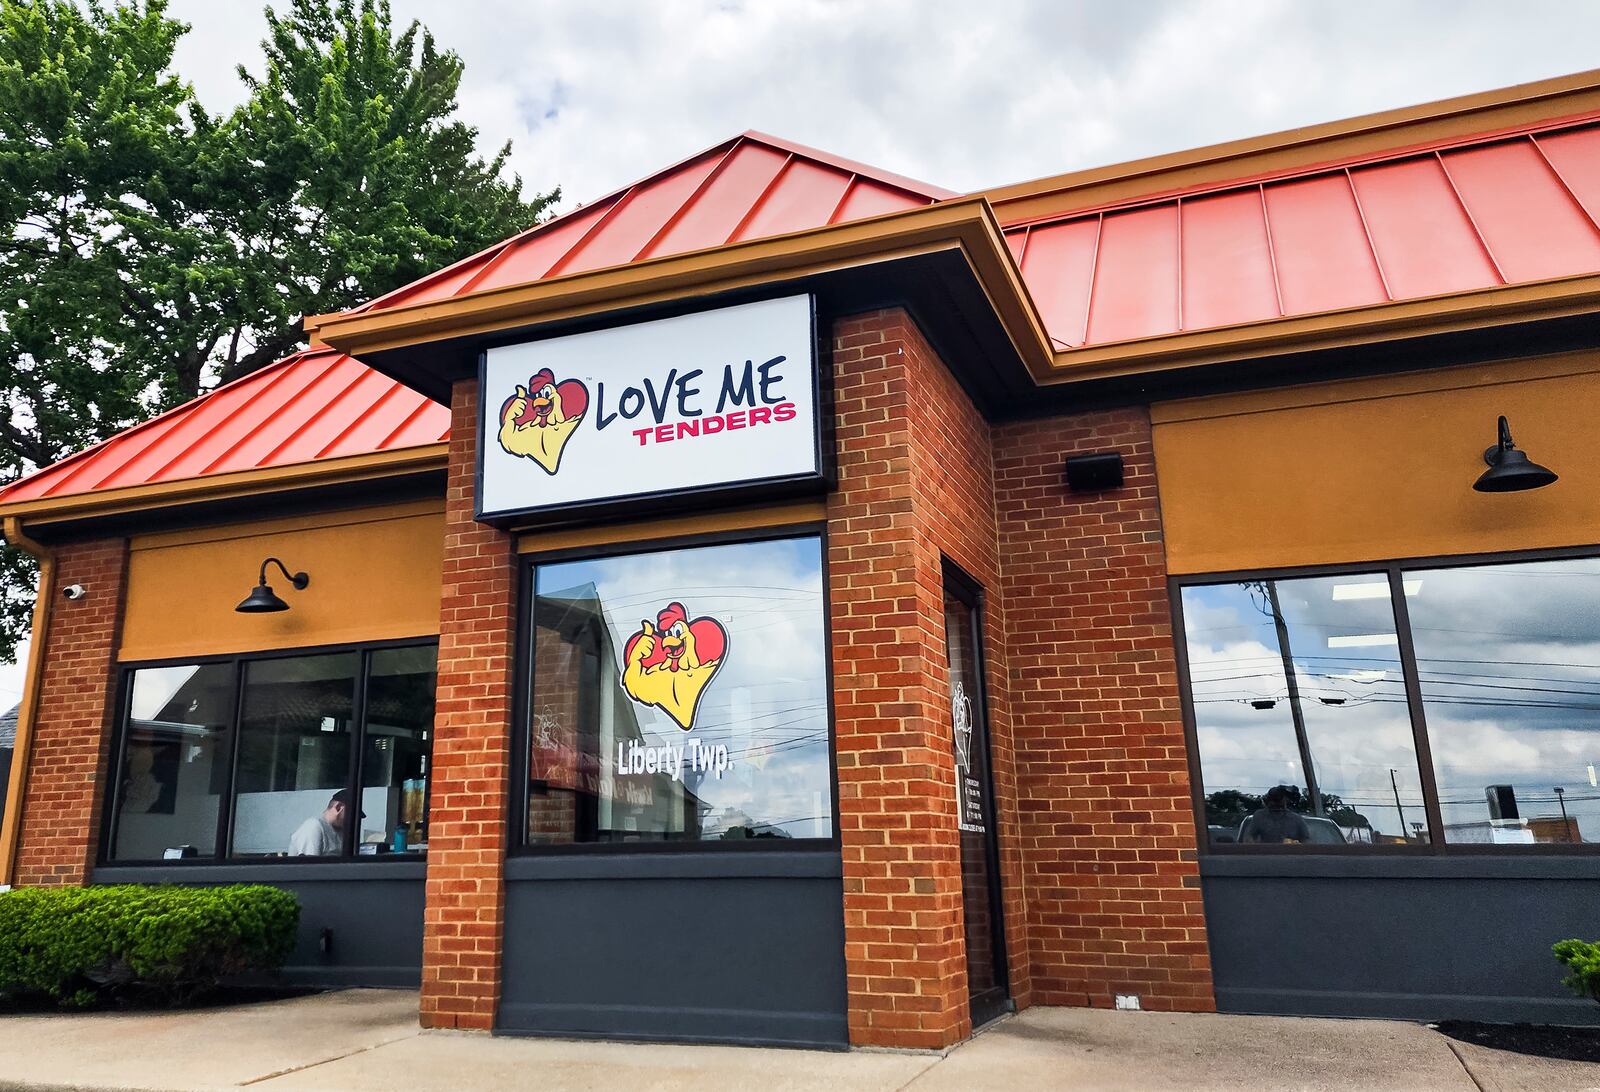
[165,0,1600,213]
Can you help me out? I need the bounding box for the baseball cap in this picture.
[330,788,366,818]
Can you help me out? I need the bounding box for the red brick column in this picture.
[829,309,1028,1048]
[13,539,127,887]
[420,378,516,1031]
[994,409,1214,1013]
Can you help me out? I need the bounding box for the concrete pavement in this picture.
[1,989,1598,1091]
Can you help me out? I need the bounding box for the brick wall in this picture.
[420,378,517,1031]
[828,309,1029,1048]
[994,408,1214,1012]
[13,539,127,887]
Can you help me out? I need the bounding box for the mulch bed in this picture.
[1434,1019,1600,1063]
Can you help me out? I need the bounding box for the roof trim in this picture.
[982,67,1600,223]
[311,197,1055,379]
[1040,270,1600,384]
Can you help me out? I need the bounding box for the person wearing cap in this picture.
[287,788,363,856]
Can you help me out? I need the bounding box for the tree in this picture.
[0,0,194,654]
[0,0,558,663]
[153,0,556,401]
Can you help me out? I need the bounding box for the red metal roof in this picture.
[360,131,953,313]
[0,349,448,505]
[1007,115,1600,350]
[8,113,1600,512]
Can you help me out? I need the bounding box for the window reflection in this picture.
[1182,575,1430,848]
[527,536,833,846]
[109,664,235,860]
[361,646,437,853]
[230,653,360,858]
[1409,558,1600,845]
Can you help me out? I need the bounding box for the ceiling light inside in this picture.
[1331,579,1422,601]
[1328,633,1399,648]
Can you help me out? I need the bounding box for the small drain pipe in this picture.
[0,517,55,888]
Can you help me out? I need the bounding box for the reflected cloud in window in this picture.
[1408,557,1600,845]
[1182,575,1430,848]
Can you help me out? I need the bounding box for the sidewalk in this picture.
[1,989,1597,1092]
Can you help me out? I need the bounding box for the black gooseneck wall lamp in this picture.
[1474,415,1558,493]
[235,557,310,614]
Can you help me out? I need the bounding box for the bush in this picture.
[1553,939,1600,1004]
[0,884,299,1008]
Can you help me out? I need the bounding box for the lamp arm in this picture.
[259,557,310,590]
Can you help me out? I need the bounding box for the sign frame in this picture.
[473,293,827,526]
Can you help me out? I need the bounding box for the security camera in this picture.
[62,584,85,601]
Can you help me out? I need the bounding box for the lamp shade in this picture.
[1474,416,1558,493]
[236,583,290,613]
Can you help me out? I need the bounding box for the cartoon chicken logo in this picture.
[622,602,729,731]
[497,368,589,474]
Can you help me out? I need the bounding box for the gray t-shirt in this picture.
[288,815,341,856]
[1240,807,1311,844]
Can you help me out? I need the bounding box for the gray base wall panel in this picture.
[1200,858,1600,1025]
[500,852,848,1047]
[93,864,425,990]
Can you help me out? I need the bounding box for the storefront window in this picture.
[107,663,235,861]
[1408,557,1600,845]
[1181,576,1429,849]
[104,642,437,863]
[525,535,833,846]
[1181,554,1600,852]
[361,646,437,853]
[231,653,359,858]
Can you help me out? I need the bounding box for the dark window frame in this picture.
[511,523,842,857]
[99,636,440,868]
[1172,543,1600,856]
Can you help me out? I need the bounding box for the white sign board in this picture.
[478,295,820,519]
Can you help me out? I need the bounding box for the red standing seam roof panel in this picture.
[1536,127,1600,226]
[732,158,854,243]
[637,141,792,258]
[1260,175,1390,315]
[1350,157,1502,298]
[1443,140,1600,284]
[1017,219,1100,347]
[1086,205,1180,345]
[1179,189,1280,331]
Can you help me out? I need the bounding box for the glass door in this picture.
[944,566,1010,1027]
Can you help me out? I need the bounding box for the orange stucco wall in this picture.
[1152,352,1600,575]
[119,499,444,661]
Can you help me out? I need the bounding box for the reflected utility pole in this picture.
[1390,768,1407,840]
[1264,581,1324,817]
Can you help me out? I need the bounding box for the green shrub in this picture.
[1553,939,1600,1004]
[0,884,299,1008]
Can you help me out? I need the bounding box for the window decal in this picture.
[621,601,729,731]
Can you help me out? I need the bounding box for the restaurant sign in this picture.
[477,294,821,520]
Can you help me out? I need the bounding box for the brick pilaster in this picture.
[420,378,516,1031]
[14,539,127,887]
[995,409,1215,1012]
[828,309,1028,1049]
